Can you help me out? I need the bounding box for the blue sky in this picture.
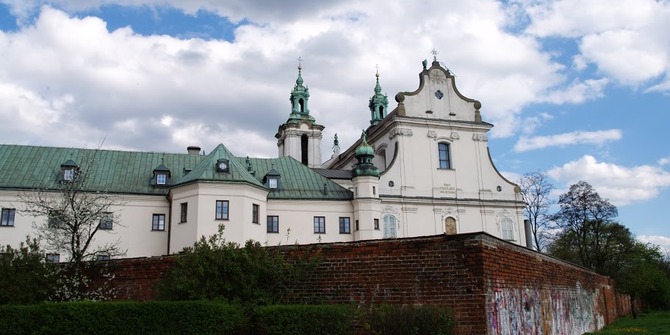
[0,0,669,251]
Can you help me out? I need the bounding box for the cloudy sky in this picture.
[1,0,669,251]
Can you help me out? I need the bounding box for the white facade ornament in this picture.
[389,128,413,139]
[427,130,437,139]
[472,133,488,142]
[429,69,447,85]
[382,205,399,215]
[450,132,460,140]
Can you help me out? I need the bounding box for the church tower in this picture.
[275,59,324,167]
[351,131,381,240]
[368,69,388,126]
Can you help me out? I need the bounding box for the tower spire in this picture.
[368,66,388,126]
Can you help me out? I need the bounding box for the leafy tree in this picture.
[158,225,318,304]
[0,237,56,304]
[518,170,554,251]
[549,181,618,271]
[19,148,125,301]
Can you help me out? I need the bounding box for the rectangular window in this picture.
[313,216,326,234]
[96,254,110,261]
[267,215,279,233]
[63,169,74,181]
[48,210,63,228]
[1,208,15,227]
[156,173,167,185]
[152,214,165,231]
[46,253,60,263]
[98,212,113,230]
[355,220,359,231]
[438,142,451,169]
[252,204,259,224]
[180,202,188,223]
[215,200,229,220]
[374,218,380,230]
[339,217,351,234]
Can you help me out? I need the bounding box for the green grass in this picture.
[585,311,670,334]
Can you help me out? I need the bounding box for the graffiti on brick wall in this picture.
[486,280,605,335]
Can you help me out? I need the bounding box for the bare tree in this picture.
[518,170,554,252]
[19,148,125,300]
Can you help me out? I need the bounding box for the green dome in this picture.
[355,141,374,156]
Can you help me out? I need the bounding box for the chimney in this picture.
[187,146,201,155]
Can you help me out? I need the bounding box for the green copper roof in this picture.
[0,144,203,195]
[174,144,264,188]
[242,156,352,200]
[0,144,352,200]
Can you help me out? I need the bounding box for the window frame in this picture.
[501,218,514,240]
[46,253,60,263]
[152,213,166,231]
[98,212,113,230]
[63,168,75,181]
[180,202,188,223]
[48,210,63,228]
[339,217,351,234]
[438,142,451,169]
[215,200,229,220]
[252,204,259,224]
[267,215,279,233]
[313,216,326,234]
[156,173,168,185]
[1,208,15,227]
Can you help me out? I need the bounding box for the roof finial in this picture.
[297,56,303,70]
[431,48,438,62]
[375,64,379,78]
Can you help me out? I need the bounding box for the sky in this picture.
[0,0,669,252]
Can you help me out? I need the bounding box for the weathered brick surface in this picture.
[95,233,630,334]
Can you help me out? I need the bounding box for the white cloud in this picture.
[514,129,622,152]
[520,112,553,135]
[638,235,670,255]
[548,155,670,206]
[659,157,670,166]
[523,0,670,89]
[539,78,609,104]
[0,2,574,156]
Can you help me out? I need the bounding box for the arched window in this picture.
[299,98,305,113]
[301,134,308,165]
[444,217,457,235]
[382,214,397,239]
[501,218,514,240]
[438,142,451,169]
[379,106,385,119]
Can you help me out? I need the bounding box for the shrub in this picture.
[0,301,247,334]
[157,224,319,304]
[253,305,355,335]
[359,304,455,335]
[0,237,56,304]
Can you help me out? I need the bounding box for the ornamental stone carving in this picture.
[427,130,437,139]
[450,132,460,140]
[430,69,447,85]
[472,133,488,142]
[389,128,413,139]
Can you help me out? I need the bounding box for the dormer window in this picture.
[216,159,230,173]
[263,165,281,191]
[152,163,171,187]
[59,159,79,182]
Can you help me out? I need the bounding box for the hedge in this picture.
[0,301,247,335]
[253,304,355,335]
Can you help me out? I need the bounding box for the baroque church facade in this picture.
[0,58,526,259]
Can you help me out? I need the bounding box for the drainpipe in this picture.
[166,192,172,255]
[524,219,533,250]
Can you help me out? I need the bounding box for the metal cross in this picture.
[297,56,303,69]
[431,48,438,61]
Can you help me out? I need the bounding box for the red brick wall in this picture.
[96,233,630,334]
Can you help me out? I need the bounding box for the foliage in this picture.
[549,181,619,272]
[584,311,670,334]
[18,147,125,301]
[548,180,670,309]
[0,237,56,304]
[518,170,554,252]
[253,305,355,335]
[0,301,248,335]
[157,224,319,304]
[358,305,455,335]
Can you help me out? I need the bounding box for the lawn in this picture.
[585,311,670,334]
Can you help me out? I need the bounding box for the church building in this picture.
[0,57,526,260]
